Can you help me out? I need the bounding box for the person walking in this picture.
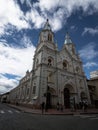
[56,102,59,111]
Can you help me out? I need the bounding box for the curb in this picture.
[23,111,74,116]
[80,112,98,115]
[7,104,74,115]
[7,104,98,116]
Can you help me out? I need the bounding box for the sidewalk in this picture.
[7,104,98,115]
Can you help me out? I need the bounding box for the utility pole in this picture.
[45,76,48,111]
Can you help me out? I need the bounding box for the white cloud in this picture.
[33,0,59,12]
[26,3,67,31]
[0,38,35,94]
[79,43,98,60]
[33,0,98,15]
[0,0,30,35]
[20,0,25,4]
[70,25,77,31]
[79,43,98,70]
[20,0,32,7]
[0,0,98,33]
[82,27,98,36]
[20,34,33,47]
[19,0,98,32]
[31,0,98,31]
[26,8,45,29]
[33,0,98,14]
[0,74,18,94]
[84,62,98,68]
[51,8,66,31]
[0,40,35,77]
[0,26,5,35]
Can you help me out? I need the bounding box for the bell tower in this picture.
[36,19,57,53]
[63,32,76,55]
[39,19,54,43]
[31,19,58,106]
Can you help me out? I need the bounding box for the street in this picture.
[0,103,98,130]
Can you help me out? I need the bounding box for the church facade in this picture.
[9,20,91,108]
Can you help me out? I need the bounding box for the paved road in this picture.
[0,103,98,130]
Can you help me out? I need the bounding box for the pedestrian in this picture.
[56,102,59,111]
[82,100,87,112]
[84,101,88,111]
[41,102,45,114]
[79,101,82,109]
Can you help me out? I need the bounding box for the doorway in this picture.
[46,92,51,108]
[64,88,70,108]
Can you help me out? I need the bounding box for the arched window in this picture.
[48,59,52,66]
[48,34,52,41]
[72,46,75,54]
[36,59,39,67]
[33,86,36,94]
[76,66,80,73]
[63,60,68,69]
[48,57,54,67]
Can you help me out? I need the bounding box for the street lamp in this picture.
[45,77,48,111]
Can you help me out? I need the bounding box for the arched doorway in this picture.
[46,92,51,108]
[46,86,52,109]
[64,88,70,108]
[46,87,56,108]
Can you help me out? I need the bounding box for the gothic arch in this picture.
[64,84,74,94]
[76,66,80,73]
[47,56,54,66]
[62,60,68,69]
[63,84,75,108]
[48,87,56,95]
[46,86,56,108]
[48,33,52,41]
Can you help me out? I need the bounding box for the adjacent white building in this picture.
[90,71,98,79]
[9,20,91,108]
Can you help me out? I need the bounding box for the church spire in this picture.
[64,32,73,44]
[43,19,51,30]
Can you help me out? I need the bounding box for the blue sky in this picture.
[0,0,98,94]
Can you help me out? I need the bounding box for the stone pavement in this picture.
[7,104,98,115]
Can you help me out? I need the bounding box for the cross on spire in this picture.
[43,19,51,30]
